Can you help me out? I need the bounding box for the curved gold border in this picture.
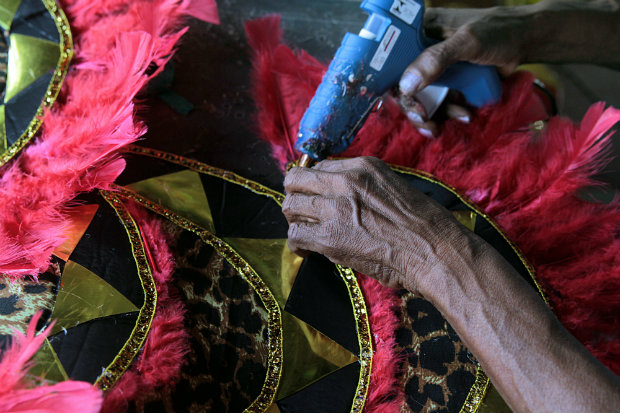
[121,146,374,412]
[0,0,74,166]
[97,191,157,391]
[336,266,373,413]
[108,185,283,413]
[125,145,285,205]
[388,164,548,413]
[389,165,547,303]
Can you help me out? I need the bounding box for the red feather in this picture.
[245,17,620,404]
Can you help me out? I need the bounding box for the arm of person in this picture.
[283,157,620,413]
[399,0,620,135]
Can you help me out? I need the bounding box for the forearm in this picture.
[408,229,620,412]
[523,0,620,68]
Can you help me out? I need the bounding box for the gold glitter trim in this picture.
[461,368,491,413]
[97,191,157,391]
[124,145,285,205]
[336,265,372,413]
[107,185,283,413]
[388,164,547,413]
[0,0,73,166]
[390,165,547,304]
[122,147,374,412]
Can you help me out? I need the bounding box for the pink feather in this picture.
[0,0,219,278]
[0,313,102,413]
[245,17,620,410]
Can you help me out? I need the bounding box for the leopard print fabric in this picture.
[0,262,61,347]
[130,224,269,413]
[395,291,478,413]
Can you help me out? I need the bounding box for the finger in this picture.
[446,103,471,124]
[287,221,320,256]
[282,193,323,222]
[313,156,386,173]
[399,32,470,96]
[416,121,438,138]
[284,167,336,195]
[398,95,429,124]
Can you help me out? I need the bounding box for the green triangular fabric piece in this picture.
[5,33,59,102]
[49,260,139,335]
[127,169,215,233]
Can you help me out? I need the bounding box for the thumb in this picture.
[399,32,470,96]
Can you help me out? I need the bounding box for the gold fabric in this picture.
[49,260,139,335]
[53,204,99,261]
[0,0,21,30]
[128,169,216,233]
[31,338,69,384]
[0,0,73,167]
[452,210,477,232]
[0,106,5,153]
[478,385,512,413]
[6,33,60,102]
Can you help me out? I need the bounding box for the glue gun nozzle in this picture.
[299,154,315,168]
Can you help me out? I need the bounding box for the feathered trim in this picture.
[0,0,219,278]
[0,313,103,413]
[357,275,405,413]
[245,17,620,403]
[102,202,189,413]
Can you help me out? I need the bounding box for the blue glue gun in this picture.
[295,0,502,162]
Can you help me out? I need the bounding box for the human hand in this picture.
[399,5,531,136]
[282,157,467,293]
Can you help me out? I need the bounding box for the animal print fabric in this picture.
[129,223,269,413]
[395,291,478,413]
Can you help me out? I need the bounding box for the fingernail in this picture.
[407,111,424,124]
[399,72,422,95]
[457,115,470,124]
[419,128,434,138]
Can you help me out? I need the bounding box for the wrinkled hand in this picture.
[399,6,529,136]
[282,157,465,293]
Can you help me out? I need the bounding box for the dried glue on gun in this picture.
[295,0,502,167]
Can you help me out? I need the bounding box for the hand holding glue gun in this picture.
[295,0,502,166]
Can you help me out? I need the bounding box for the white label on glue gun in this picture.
[390,0,421,25]
[370,25,401,71]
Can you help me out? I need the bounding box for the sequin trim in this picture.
[0,0,73,166]
[119,147,373,412]
[125,145,285,205]
[97,191,157,391]
[337,266,372,413]
[389,164,547,413]
[107,185,283,412]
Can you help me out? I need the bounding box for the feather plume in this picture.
[0,0,219,278]
[0,313,102,413]
[245,17,620,400]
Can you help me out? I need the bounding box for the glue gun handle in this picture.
[433,61,502,108]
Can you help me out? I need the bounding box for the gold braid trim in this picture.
[389,164,547,413]
[336,266,373,413]
[97,191,157,391]
[107,184,283,413]
[0,0,73,166]
[124,145,285,205]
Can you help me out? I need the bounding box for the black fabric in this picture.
[277,362,361,413]
[4,71,52,144]
[401,174,469,212]
[285,253,359,355]
[201,174,289,238]
[400,171,538,293]
[115,152,186,186]
[68,195,144,308]
[11,0,60,43]
[49,312,139,382]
